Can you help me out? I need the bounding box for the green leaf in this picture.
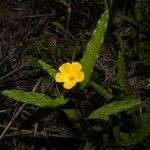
[57,0,69,6]
[91,125,102,132]
[52,21,65,31]
[114,32,126,51]
[90,81,113,100]
[63,109,80,120]
[119,132,132,145]
[2,90,67,108]
[130,113,150,144]
[88,97,141,121]
[80,10,109,89]
[112,126,120,143]
[117,51,125,88]
[82,141,96,150]
[115,13,136,25]
[38,60,57,79]
[119,114,150,145]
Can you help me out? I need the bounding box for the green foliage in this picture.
[80,10,109,89]
[115,13,136,25]
[2,90,67,108]
[38,60,57,79]
[63,109,80,120]
[135,0,143,22]
[82,141,96,150]
[57,0,69,7]
[88,96,141,121]
[52,21,65,31]
[114,32,126,51]
[117,51,125,89]
[91,125,102,132]
[119,113,150,145]
[90,81,113,100]
[112,126,120,143]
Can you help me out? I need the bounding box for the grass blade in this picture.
[117,51,125,88]
[90,81,113,100]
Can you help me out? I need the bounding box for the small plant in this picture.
[1,8,149,149]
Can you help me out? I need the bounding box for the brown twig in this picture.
[0,124,84,140]
[21,13,58,19]
[0,62,29,82]
[0,124,32,134]
[0,78,42,139]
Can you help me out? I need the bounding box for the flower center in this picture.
[68,76,75,81]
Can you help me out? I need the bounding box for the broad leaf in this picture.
[38,60,57,79]
[80,10,109,89]
[90,81,113,100]
[88,96,141,121]
[2,90,67,108]
[117,51,125,88]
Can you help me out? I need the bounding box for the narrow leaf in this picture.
[88,97,141,121]
[130,114,150,144]
[52,21,65,31]
[57,0,69,6]
[90,81,113,100]
[2,90,67,108]
[119,113,150,145]
[116,13,136,25]
[82,141,96,150]
[114,32,126,51]
[63,109,80,120]
[38,60,57,79]
[117,51,125,88]
[119,132,132,144]
[80,10,109,89]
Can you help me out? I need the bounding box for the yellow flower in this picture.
[55,62,84,89]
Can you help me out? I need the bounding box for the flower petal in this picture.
[59,63,71,74]
[55,72,68,82]
[75,71,84,82]
[71,62,82,73]
[63,81,76,89]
